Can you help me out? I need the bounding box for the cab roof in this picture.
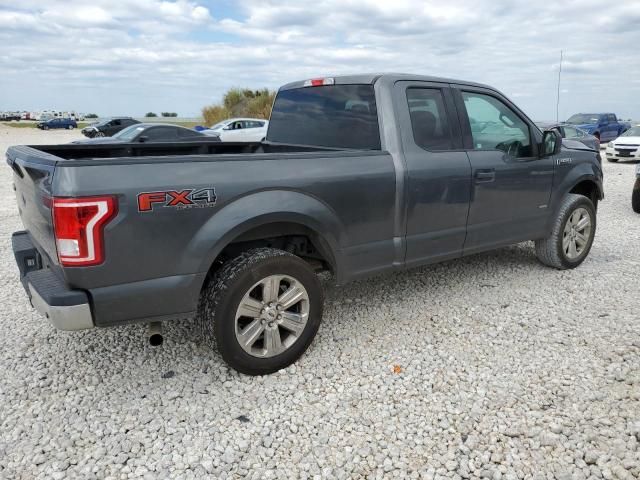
[279,73,494,91]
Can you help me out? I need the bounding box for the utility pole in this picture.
[556,50,563,122]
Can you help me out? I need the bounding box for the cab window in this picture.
[461,91,532,158]
[406,88,453,151]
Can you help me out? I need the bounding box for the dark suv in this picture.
[81,117,140,138]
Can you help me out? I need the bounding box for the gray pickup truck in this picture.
[8,74,603,374]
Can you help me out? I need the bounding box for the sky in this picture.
[0,0,639,121]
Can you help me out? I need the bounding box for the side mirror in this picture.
[138,136,149,143]
[541,129,562,157]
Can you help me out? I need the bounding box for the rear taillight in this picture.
[52,196,117,267]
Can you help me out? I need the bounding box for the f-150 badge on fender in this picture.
[138,188,216,212]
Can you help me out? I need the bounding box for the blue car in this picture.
[37,117,77,130]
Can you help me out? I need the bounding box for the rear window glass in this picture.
[267,85,381,149]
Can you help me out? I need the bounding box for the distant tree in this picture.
[85,113,99,119]
[161,112,178,117]
[201,87,275,126]
[145,112,158,117]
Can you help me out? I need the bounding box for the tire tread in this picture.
[535,193,595,269]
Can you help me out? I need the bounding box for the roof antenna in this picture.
[556,50,563,122]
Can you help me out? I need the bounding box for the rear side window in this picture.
[268,85,381,149]
[178,128,201,138]
[406,88,453,151]
[145,127,178,141]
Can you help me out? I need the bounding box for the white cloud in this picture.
[0,0,638,120]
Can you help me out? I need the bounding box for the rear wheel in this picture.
[535,193,596,269]
[198,248,323,375]
[632,180,640,214]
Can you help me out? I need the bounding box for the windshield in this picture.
[208,121,229,131]
[113,125,145,141]
[621,126,640,137]
[566,114,599,124]
[268,84,380,149]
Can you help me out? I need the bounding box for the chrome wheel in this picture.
[235,275,310,358]
[562,207,592,260]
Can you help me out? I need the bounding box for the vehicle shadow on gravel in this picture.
[58,242,548,378]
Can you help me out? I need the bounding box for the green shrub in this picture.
[202,88,275,127]
[145,112,158,117]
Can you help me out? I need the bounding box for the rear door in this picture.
[453,86,554,254]
[394,81,472,266]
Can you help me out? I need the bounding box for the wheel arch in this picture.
[190,189,345,284]
[545,168,603,234]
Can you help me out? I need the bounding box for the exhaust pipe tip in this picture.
[148,322,163,347]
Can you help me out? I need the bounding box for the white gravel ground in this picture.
[0,125,638,480]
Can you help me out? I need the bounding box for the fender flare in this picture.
[546,169,603,232]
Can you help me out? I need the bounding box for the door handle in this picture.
[475,169,495,183]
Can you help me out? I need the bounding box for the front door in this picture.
[394,81,472,266]
[453,87,554,254]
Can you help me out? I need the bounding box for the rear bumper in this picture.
[12,231,94,331]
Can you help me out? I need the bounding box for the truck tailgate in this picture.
[7,146,59,263]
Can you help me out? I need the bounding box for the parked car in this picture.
[36,117,77,130]
[73,123,207,144]
[537,122,600,162]
[81,117,140,138]
[604,125,640,163]
[565,113,630,142]
[9,73,602,375]
[202,118,268,142]
[537,122,599,150]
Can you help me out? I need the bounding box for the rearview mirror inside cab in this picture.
[542,129,562,157]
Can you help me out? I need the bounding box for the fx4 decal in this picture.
[138,188,217,212]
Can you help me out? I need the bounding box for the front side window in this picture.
[607,114,616,122]
[462,92,532,158]
[406,88,453,151]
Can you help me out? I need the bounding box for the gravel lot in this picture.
[0,125,638,480]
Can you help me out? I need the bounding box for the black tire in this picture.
[197,248,323,375]
[535,193,597,269]
[632,180,640,214]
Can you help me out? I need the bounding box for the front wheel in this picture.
[535,193,597,269]
[198,248,323,375]
[632,180,640,214]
